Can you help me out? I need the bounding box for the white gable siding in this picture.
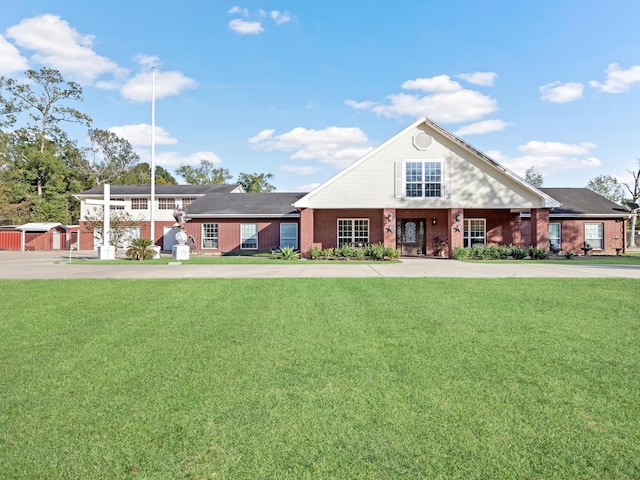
[299,124,547,210]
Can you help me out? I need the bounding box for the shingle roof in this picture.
[17,222,68,231]
[541,188,631,217]
[76,184,242,197]
[186,192,306,217]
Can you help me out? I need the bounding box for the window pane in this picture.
[464,219,486,247]
[338,219,369,246]
[241,223,258,249]
[585,223,603,249]
[549,223,561,250]
[280,223,298,248]
[202,223,218,249]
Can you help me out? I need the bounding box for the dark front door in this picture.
[398,219,424,256]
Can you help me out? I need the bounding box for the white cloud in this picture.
[109,124,178,147]
[0,35,28,74]
[295,182,321,192]
[5,14,127,84]
[347,74,498,123]
[271,11,291,25]
[492,141,600,176]
[590,63,640,93]
[539,81,584,103]
[250,126,373,169]
[454,119,512,136]
[456,72,498,86]
[155,150,221,168]
[229,19,264,35]
[228,6,249,16]
[119,65,197,102]
[280,165,320,175]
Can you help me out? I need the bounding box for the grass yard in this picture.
[1,278,639,479]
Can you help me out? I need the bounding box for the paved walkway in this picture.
[1,250,640,279]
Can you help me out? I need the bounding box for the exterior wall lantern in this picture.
[432,217,437,225]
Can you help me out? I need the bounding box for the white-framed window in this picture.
[549,223,561,251]
[110,197,125,210]
[241,223,258,250]
[131,198,148,210]
[338,219,369,246]
[202,223,218,249]
[404,160,443,198]
[585,223,604,249]
[182,197,196,207]
[158,198,176,210]
[464,219,486,247]
[280,223,298,249]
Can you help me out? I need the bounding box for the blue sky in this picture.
[2,1,640,192]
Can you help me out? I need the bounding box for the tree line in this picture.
[0,68,276,226]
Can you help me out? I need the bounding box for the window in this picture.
[131,198,148,210]
[202,223,218,249]
[158,198,176,210]
[464,219,486,247]
[241,223,258,250]
[182,197,196,207]
[405,161,442,198]
[280,223,298,249]
[585,223,604,249]
[549,223,561,251]
[338,219,369,246]
[110,197,125,210]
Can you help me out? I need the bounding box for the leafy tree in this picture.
[524,166,543,187]
[84,209,142,248]
[237,172,276,192]
[622,159,640,247]
[77,129,140,186]
[586,174,625,204]
[117,163,177,185]
[0,68,91,196]
[176,159,232,184]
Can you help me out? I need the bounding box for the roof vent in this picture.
[413,131,432,150]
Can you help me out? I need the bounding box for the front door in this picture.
[398,219,424,256]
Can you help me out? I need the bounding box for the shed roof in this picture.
[17,222,68,231]
[186,192,306,217]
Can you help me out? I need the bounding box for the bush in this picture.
[366,242,386,261]
[307,246,321,260]
[511,246,528,259]
[277,246,300,260]
[453,246,470,260]
[320,248,334,260]
[126,238,156,261]
[528,246,550,260]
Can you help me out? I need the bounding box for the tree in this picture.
[622,159,640,248]
[84,208,142,248]
[524,166,543,187]
[0,68,91,196]
[176,159,232,184]
[117,163,177,185]
[237,172,276,192]
[586,174,625,204]
[79,129,140,186]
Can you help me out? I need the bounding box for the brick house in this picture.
[75,117,631,256]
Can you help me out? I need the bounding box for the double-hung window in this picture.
[241,223,258,250]
[464,219,486,247]
[202,223,218,249]
[280,223,298,249]
[585,223,603,249]
[159,198,175,210]
[405,161,443,198]
[131,198,147,210]
[549,223,561,251]
[338,219,369,246]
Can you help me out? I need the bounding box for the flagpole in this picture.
[150,67,156,246]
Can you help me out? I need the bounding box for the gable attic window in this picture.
[404,161,443,198]
[412,131,432,150]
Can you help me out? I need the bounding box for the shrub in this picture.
[528,246,550,260]
[453,246,469,260]
[384,246,400,260]
[366,242,386,261]
[511,246,528,259]
[126,238,156,261]
[320,248,334,260]
[307,246,321,260]
[277,246,300,260]
[564,251,575,260]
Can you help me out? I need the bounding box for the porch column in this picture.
[382,208,396,248]
[448,209,464,257]
[530,208,550,249]
[299,208,315,255]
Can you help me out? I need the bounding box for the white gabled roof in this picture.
[17,222,68,232]
[293,116,560,209]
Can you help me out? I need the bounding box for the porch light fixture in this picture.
[432,217,437,225]
[455,212,462,223]
[386,212,393,222]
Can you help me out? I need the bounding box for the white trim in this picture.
[464,218,486,247]
[240,223,258,250]
[202,222,219,249]
[337,218,369,246]
[402,159,444,200]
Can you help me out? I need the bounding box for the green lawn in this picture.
[1,278,639,479]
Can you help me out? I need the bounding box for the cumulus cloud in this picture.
[489,141,600,177]
[5,14,127,84]
[109,124,178,147]
[155,150,222,167]
[228,6,292,34]
[346,74,498,123]
[280,165,320,175]
[228,6,249,16]
[454,119,512,136]
[119,62,197,102]
[229,19,264,35]
[456,72,498,86]
[539,81,584,103]
[590,63,640,93]
[249,126,373,169]
[0,35,28,74]
[271,11,291,25]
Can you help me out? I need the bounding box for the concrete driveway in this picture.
[1,250,640,279]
